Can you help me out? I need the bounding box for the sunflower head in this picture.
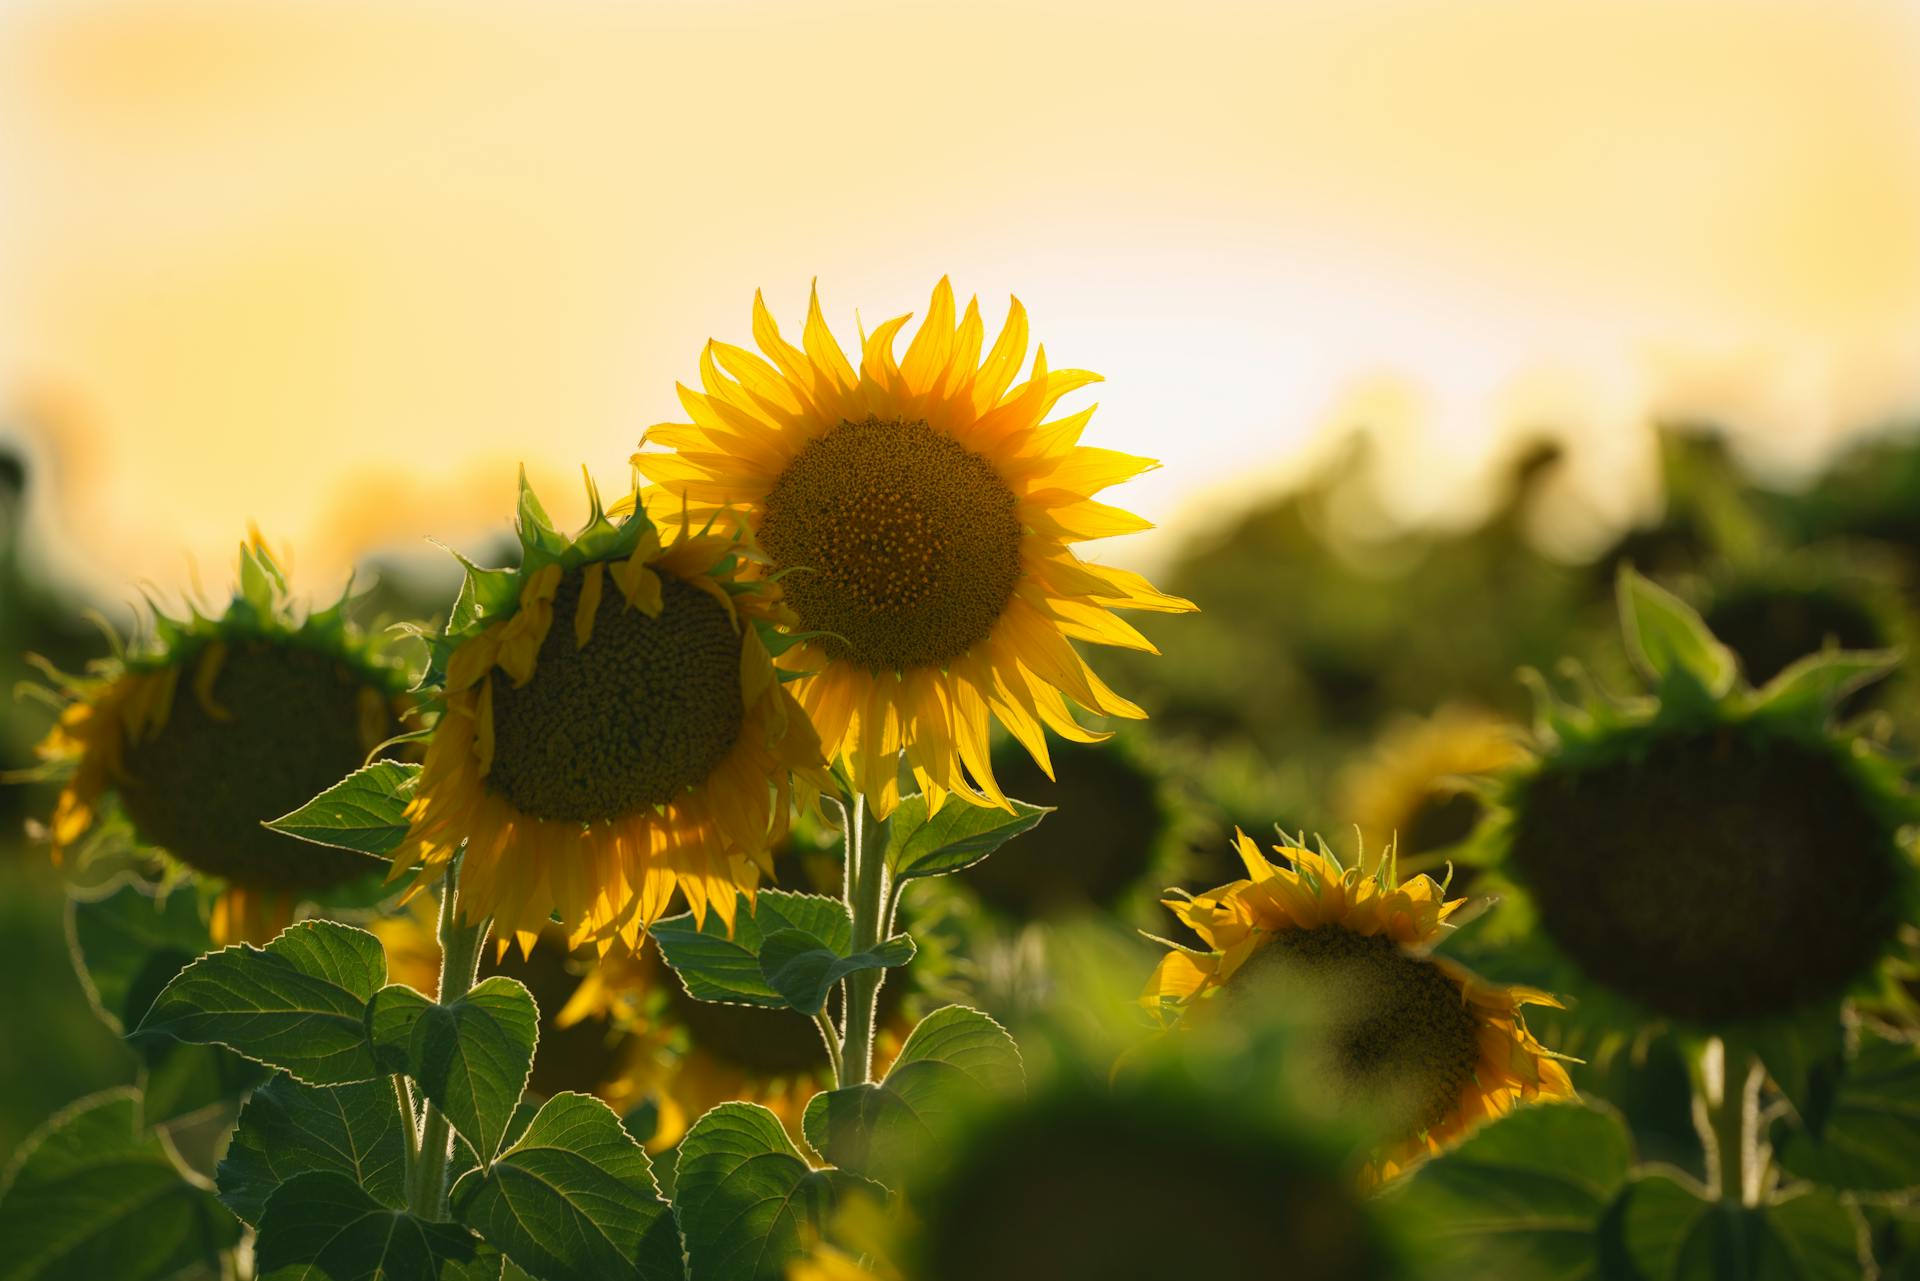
[634,279,1194,819]
[30,534,409,940]
[389,469,833,952]
[1144,830,1573,1178]
[1335,706,1526,872]
[1480,568,1919,1036]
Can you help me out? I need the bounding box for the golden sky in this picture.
[5,0,1920,598]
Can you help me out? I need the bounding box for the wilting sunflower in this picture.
[1474,569,1920,1039]
[389,471,832,951]
[633,279,1194,815]
[1143,831,1572,1180]
[1334,706,1525,873]
[29,536,408,942]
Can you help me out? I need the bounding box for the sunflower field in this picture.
[4,278,1920,1281]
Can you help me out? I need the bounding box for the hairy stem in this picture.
[838,794,892,1086]
[407,858,491,1219]
[1696,1037,1760,1205]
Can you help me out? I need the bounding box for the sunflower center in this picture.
[757,416,1023,672]
[1507,726,1899,1022]
[486,568,744,823]
[1237,925,1482,1134]
[118,641,396,890]
[664,982,828,1076]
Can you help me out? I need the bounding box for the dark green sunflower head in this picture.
[1478,568,1919,1042]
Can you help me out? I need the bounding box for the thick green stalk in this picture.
[1697,1037,1758,1205]
[838,794,891,1085]
[407,860,491,1219]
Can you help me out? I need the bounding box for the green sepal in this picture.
[801,1004,1023,1189]
[0,1088,241,1281]
[1751,648,1902,728]
[1618,567,1739,701]
[1389,1099,1631,1279]
[266,759,422,857]
[674,1102,877,1281]
[216,1074,409,1225]
[366,977,539,1164]
[1772,1028,1920,1194]
[652,890,853,1009]
[134,919,388,1086]
[1618,1173,1863,1280]
[449,1092,682,1281]
[758,928,915,1017]
[884,792,1052,883]
[255,1171,480,1281]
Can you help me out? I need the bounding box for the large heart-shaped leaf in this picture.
[450,1092,681,1281]
[0,1089,240,1281]
[216,1074,409,1225]
[884,794,1050,883]
[135,919,387,1085]
[652,891,852,1007]
[255,1171,480,1280]
[758,928,915,1017]
[803,1004,1024,1190]
[265,760,422,857]
[675,1102,872,1281]
[1621,1174,1862,1280]
[1775,1030,1920,1193]
[367,976,538,1164]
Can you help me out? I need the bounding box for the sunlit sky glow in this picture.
[5,0,1920,600]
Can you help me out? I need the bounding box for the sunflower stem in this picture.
[407,858,491,1220]
[1697,1037,1760,1206]
[839,793,892,1086]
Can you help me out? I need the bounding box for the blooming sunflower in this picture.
[388,471,832,952]
[633,279,1194,816]
[29,535,409,942]
[1143,830,1572,1180]
[1472,569,1920,1039]
[1334,706,1526,873]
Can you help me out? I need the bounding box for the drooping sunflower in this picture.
[1472,569,1920,1042]
[388,471,833,952]
[1334,706,1526,873]
[1143,831,1573,1180]
[633,279,1194,816]
[29,535,409,942]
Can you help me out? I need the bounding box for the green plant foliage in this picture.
[674,1102,872,1281]
[367,976,538,1163]
[1619,1175,1862,1280]
[1391,1100,1632,1280]
[216,1074,408,1225]
[757,927,915,1017]
[803,1005,1024,1189]
[652,890,853,1007]
[1618,568,1739,701]
[68,884,268,1124]
[0,1089,239,1281]
[266,759,422,857]
[883,793,1051,883]
[255,1170,479,1280]
[449,1092,682,1281]
[1773,1030,1920,1193]
[135,919,387,1085]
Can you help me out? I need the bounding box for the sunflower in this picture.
[1475,569,1920,1037]
[633,279,1194,817]
[1143,831,1572,1180]
[1334,706,1526,872]
[388,471,833,952]
[29,535,409,942]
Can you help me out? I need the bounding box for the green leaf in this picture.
[1775,1031,1920,1193]
[0,1088,240,1281]
[802,1005,1023,1191]
[367,977,538,1163]
[653,891,852,1008]
[1391,1100,1632,1281]
[450,1092,681,1281]
[675,1102,871,1281]
[1618,567,1738,698]
[1753,649,1900,723]
[757,928,915,1017]
[265,759,422,858]
[884,793,1050,883]
[1745,1012,1847,1139]
[1620,1175,1862,1280]
[256,1171,479,1280]
[69,884,269,1125]
[216,1074,408,1225]
[135,919,387,1085]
